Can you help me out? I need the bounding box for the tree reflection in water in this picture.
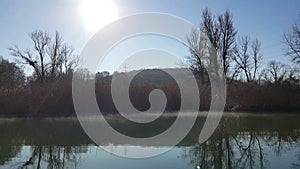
[31,146,85,169]
[0,146,22,166]
[182,125,300,169]
[0,115,299,169]
[3,146,87,169]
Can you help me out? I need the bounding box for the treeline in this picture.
[0,75,74,117]
[94,69,300,114]
[1,65,299,117]
[0,8,300,117]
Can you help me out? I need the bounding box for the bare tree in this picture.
[8,30,77,84]
[187,26,222,85]
[262,61,290,83]
[31,31,50,82]
[187,27,206,74]
[252,39,262,80]
[48,31,62,79]
[218,10,237,76]
[60,44,78,75]
[188,8,237,77]
[283,15,300,64]
[232,36,262,82]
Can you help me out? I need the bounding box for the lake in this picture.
[0,113,300,169]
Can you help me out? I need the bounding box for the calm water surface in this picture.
[0,114,300,169]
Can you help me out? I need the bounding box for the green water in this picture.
[0,114,300,169]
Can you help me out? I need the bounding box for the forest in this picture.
[0,8,300,117]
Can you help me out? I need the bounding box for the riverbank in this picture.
[1,111,300,119]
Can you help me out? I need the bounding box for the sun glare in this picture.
[80,0,118,32]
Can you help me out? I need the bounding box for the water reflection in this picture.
[0,114,299,169]
[182,115,300,169]
[16,146,85,169]
[0,146,72,168]
[183,131,285,169]
[0,146,21,166]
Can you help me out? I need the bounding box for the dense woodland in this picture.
[0,8,300,117]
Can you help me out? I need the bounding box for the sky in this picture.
[0,0,299,74]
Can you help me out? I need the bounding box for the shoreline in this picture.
[1,111,300,120]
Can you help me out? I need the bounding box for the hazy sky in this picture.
[0,0,299,73]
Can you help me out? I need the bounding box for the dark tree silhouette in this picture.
[8,30,77,84]
[284,14,300,64]
[200,8,237,77]
[187,8,237,79]
[0,57,25,88]
[262,61,290,83]
[232,36,262,82]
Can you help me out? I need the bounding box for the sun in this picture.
[80,0,118,32]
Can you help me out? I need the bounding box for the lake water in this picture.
[0,114,300,169]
